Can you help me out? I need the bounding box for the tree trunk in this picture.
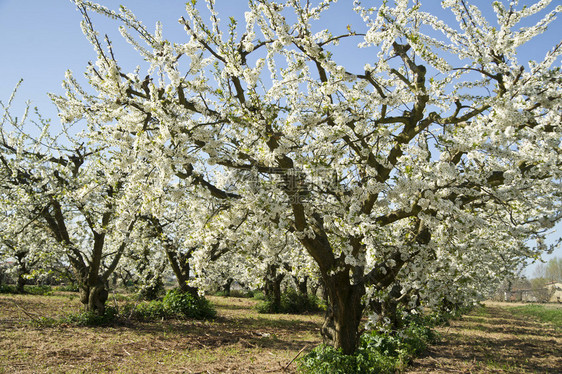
[166,249,199,298]
[15,252,28,294]
[321,272,365,355]
[139,273,164,300]
[369,288,407,331]
[296,275,308,295]
[80,282,109,315]
[175,265,199,298]
[264,265,284,312]
[221,278,234,296]
[16,272,26,294]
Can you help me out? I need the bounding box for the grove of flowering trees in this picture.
[1,0,561,355]
[0,83,141,314]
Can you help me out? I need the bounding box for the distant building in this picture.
[545,282,562,303]
[505,282,562,303]
[505,289,539,302]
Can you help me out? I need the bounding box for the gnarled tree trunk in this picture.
[264,264,285,312]
[79,281,109,315]
[14,251,30,294]
[166,249,199,298]
[320,271,366,354]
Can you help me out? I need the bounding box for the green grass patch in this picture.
[0,284,53,295]
[509,304,562,330]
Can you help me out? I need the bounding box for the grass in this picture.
[2,294,561,373]
[0,293,322,373]
[406,302,562,373]
[509,304,562,330]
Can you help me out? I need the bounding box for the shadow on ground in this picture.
[407,305,562,373]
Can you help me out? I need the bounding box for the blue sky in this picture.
[0,0,560,276]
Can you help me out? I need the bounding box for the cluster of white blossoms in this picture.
[3,0,560,351]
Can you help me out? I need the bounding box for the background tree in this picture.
[0,85,139,314]
[534,257,562,282]
[56,0,561,353]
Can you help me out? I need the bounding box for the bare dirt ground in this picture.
[407,302,562,374]
[1,295,561,373]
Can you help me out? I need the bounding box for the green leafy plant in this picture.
[122,300,169,321]
[63,306,118,326]
[54,284,80,292]
[299,315,437,373]
[0,284,17,294]
[123,289,216,321]
[162,288,216,320]
[281,288,323,314]
[251,290,265,300]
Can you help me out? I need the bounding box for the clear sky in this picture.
[0,0,560,276]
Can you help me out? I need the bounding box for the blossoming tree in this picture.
[55,0,561,353]
[0,85,139,314]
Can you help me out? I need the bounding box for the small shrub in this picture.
[251,290,265,300]
[299,316,436,373]
[122,300,169,321]
[137,278,165,301]
[162,288,216,320]
[123,289,216,321]
[229,289,250,298]
[213,290,230,297]
[257,288,323,314]
[0,284,53,295]
[256,299,279,314]
[0,284,17,294]
[24,285,53,295]
[299,345,366,374]
[31,316,60,328]
[64,306,118,326]
[281,288,323,314]
[299,344,395,374]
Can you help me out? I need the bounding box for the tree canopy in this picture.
[1,0,560,354]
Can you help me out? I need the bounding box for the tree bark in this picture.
[166,249,199,297]
[264,264,284,312]
[80,281,109,315]
[14,251,28,294]
[370,283,404,331]
[320,272,365,355]
[16,272,26,294]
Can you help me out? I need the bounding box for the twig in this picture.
[283,344,309,370]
